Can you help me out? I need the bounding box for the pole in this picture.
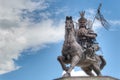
[91,3,102,28]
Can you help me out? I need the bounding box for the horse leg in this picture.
[99,55,106,70]
[92,63,102,76]
[57,56,68,71]
[63,55,80,77]
[81,67,94,76]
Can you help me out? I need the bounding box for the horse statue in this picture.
[57,16,106,77]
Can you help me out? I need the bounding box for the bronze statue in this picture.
[57,16,106,77]
[57,3,108,77]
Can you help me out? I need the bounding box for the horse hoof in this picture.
[63,73,70,77]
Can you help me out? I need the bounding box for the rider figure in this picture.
[77,11,99,60]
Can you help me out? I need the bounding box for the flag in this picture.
[95,3,110,30]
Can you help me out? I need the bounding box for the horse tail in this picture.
[99,55,106,70]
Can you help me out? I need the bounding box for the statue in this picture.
[57,3,110,78]
[56,3,120,80]
[57,16,106,77]
[77,11,99,61]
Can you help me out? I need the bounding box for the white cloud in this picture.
[71,70,88,76]
[0,19,64,74]
[55,7,69,15]
[110,20,120,25]
[0,0,64,74]
[62,69,97,77]
[62,70,88,76]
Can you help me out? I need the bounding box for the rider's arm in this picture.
[84,33,97,39]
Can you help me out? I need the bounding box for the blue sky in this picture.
[0,0,120,80]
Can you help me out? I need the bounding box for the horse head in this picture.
[65,16,74,32]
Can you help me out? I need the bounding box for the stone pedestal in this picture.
[54,76,119,80]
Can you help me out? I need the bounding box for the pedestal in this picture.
[54,76,119,80]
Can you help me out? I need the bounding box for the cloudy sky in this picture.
[0,0,120,80]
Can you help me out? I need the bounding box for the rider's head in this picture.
[78,11,87,28]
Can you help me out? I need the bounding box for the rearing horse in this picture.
[57,16,106,77]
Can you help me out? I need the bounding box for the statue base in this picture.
[54,76,119,80]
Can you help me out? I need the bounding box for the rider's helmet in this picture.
[78,11,87,28]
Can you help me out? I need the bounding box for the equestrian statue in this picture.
[57,3,109,77]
